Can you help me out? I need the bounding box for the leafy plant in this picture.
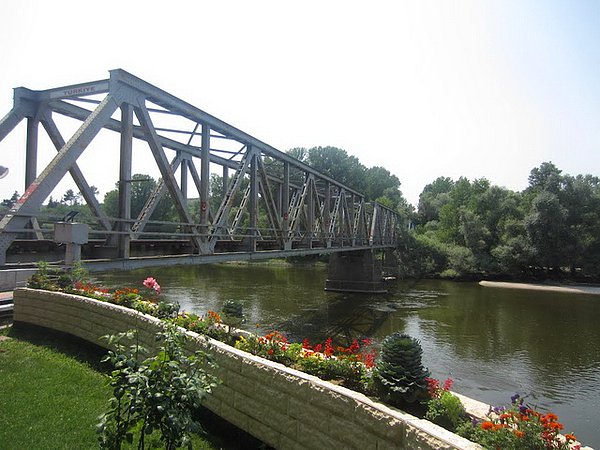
[221,299,245,331]
[27,261,92,291]
[373,332,430,405]
[97,325,219,450]
[424,377,467,431]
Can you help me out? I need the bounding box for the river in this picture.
[94,262,600,448]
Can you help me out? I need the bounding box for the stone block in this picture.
[233,390,297,434]
[296,422,345,449]
[328,414,378,450]
[287,396,331,433]
[227,370,289,411]
[246,415,283,449]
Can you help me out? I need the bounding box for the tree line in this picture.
[402,162,600,281]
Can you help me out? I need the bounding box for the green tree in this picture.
[103,174,176,223]
[417,177,454,224]
[62,189,80,206]
[1,191,19,209]
[525,191,569,272]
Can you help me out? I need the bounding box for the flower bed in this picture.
[14,287,483,449]
[16,268,591,450]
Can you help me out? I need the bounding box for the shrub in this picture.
[97,325,219,450]
[221,299,245,331]
[424,377,468,431]
[373,332,430,405]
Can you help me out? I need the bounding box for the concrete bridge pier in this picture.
[325,250,387,293]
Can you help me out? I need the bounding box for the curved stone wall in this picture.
[13,288,481,450]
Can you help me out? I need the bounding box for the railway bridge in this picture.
[0,70,402,291]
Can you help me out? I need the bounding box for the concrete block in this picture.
[54,222,89,244]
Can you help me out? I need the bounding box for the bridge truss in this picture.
[0,69,402,268]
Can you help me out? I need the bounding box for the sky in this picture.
[0,0,599,207]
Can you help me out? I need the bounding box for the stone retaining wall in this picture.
[13,288,481,450]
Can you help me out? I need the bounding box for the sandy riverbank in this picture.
[479,280,600,295]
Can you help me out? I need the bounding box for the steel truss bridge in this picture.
[0,69,402,270]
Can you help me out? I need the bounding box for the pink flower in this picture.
[143,277,160,294]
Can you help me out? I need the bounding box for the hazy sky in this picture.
[0,0,599,206]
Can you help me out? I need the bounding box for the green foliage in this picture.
[98,326,219,450]
[412,162,600,280]
[27,261,88,291]
[234,333,375,391]
[221,299,245,330]
[374,333,430,405]
[425,390,467,431]
[286,146,409,211]
[103,174,178,232]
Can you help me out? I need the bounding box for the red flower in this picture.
[481,421,495,430]
[443,378,453,391]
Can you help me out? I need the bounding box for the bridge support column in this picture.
[382,249,399,277]
[325,250,387,293]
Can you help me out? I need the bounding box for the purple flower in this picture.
[519,404,528,414]
[471,417,480,427]
[492,406,506,415]
[511,393,520,404]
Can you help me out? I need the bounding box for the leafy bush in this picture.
[97,325,219,450]
[221,299,245,331]
[373,332,430,405]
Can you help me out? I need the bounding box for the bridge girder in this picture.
[0,69,403,266]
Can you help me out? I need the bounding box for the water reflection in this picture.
[94,265,600,447]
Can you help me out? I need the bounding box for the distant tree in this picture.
[1,191,19,209]
[46,196,60,208]
[417,177,454,224]
[525,191,570,271]
[103,174,176,224]
[62,189,80,206]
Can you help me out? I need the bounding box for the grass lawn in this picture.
[0,325,262,450]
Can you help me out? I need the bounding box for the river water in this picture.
[94,263,600,447]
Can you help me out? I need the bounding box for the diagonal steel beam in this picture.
[130,153,184,238]
[0,107,26,143]
[0,92,122,263]
[48,100,241,171]
[40,112,113,233]
[256,154,282,242]
[133,101,201,249]
[210,151,252,246]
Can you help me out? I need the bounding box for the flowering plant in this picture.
[457,394,581,450]
[170,310,231,343]
[70,277,178,319]
[235,333,377,390]
[424,377,467,431]
[143,277,161,294]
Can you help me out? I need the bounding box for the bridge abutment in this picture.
[325,250,387,293]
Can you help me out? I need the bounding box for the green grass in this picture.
[0,327,111,449]
[0,325,263,450]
